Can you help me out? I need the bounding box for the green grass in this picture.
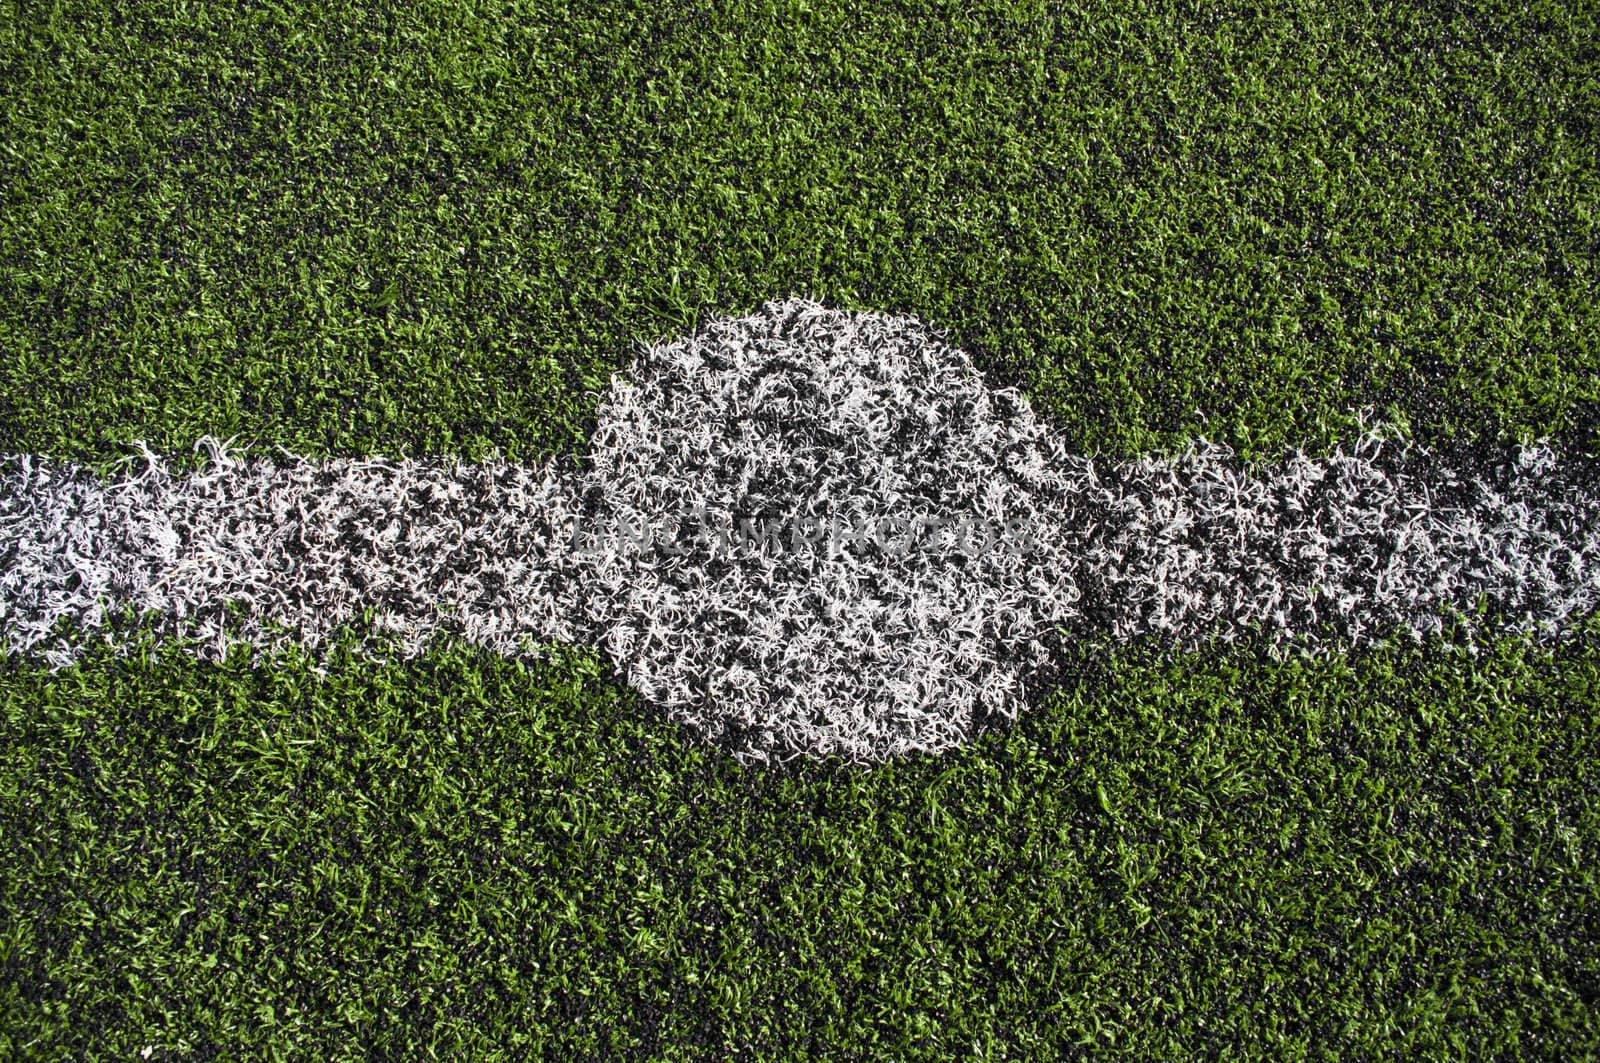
[2,622,1597,1057]
[2,0,1596,473]
[2,0,1599,1056]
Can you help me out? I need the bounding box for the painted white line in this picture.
[4,298,1598,763]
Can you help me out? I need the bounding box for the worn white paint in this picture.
[4,299,1597,763]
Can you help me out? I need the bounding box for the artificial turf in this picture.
[2,621,1598,1057]
[2,0,1597,473]
[2,0,1598,1057]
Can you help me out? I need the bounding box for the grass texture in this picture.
[2,0,1599,1056]
[2,0,1597,471]
[1,623,1597,1057]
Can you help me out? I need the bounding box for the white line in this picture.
[4,299,1598,763]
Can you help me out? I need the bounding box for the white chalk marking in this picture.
[4,299,1597,763]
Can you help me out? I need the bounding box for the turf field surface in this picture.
[2,1,1598,1057]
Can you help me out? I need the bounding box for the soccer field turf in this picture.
[3,1,1598,1057]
